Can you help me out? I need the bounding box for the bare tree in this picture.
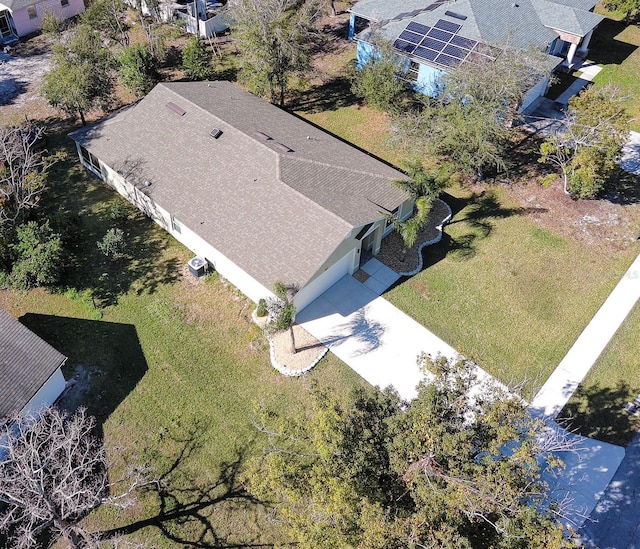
[0,124,64,227]
[0,407,154,549]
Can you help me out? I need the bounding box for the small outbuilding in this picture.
[0,308,67,421]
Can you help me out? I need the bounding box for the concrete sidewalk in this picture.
[531,253,640,418]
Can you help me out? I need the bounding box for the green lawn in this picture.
[383,185,637,399]
[1,133,366,547]
[560,301,640,446]
[589,14,640,131]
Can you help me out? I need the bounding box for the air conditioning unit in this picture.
[188,256,207,278]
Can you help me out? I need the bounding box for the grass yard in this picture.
[384,184,638,399]
[588,14,640,131]
[560,301,640,447]
[0,131,367,547]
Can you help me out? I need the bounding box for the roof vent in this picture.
[275,142,294,153]
[210,128,222,139]
[166,102,186,116]
[445,10,467,20]
[255,131,272,140]
[144,180,152,187]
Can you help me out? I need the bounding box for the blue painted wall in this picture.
[356,40,445,97]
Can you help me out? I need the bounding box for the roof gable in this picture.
[0,309,66,419]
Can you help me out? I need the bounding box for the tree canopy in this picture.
[539,84,630,198]
[392,45,552,180]
[42,24,115,125]
[228,0,322,106]
[351,35,409,112]
[246,356,579,548]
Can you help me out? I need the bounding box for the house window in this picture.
[27,5,37,19]
[79,145,102,176]
[61,0,69,6]
[407,61,420,82]
[171,216,182,234]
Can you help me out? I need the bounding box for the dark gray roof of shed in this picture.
[0,308,66,419]
[70,81,408,291]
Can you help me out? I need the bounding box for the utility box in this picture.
[188,256,207,278]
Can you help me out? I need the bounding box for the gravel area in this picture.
[375,199,451,273]
[271,324,327,374]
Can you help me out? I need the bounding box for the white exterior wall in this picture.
[21,368,66,417]
[295,249,356,311]
[81,148,272,305]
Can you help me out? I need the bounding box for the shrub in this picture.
[182,37,212,81]
[108,199,129,224]
[9,220,63,290]
[119,44,159,97]
[97,227,126,260]
[256,298,268,317]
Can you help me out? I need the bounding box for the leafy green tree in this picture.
[228,0,322,106]
[181,36,213,81]
[388,162,449,252]
[351,35,408,112]
[42,24,115,126]
[539,84,630,198]
[97,227,126,260]
[265,281,297,353]
[392,45,551,180]
[119,43,159,96]
[82,0,130,47]
[7,220,63,290]
[246,357,580,548]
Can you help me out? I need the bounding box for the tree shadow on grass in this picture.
[557,381,640,447]
[95,429,283,548]
[289,76,358,113]
[417,189,548,264]
[18,313,148,431]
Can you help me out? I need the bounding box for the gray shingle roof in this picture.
[0,308,67,419]
[354,0,602,51]
[70,82,408,291]
[0,0,38,12]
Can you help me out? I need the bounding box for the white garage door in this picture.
[295,250,355,312]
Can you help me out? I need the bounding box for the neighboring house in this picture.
[0,0,84,43]
[69,81,412,312]
[0,308,67,421]
[349,0,603,112]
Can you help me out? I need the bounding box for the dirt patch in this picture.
[0,34,57,122]
[504,177,640,251]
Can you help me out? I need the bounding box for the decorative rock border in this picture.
[268,337,329,377]
[396,199,452,277]
[252,309,329,377]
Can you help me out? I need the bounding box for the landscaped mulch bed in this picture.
[375,199,451,274]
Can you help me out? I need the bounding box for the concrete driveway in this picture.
[296,274,458,400]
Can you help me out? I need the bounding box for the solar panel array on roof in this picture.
[393,19,496,70]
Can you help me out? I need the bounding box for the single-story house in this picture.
[349,0,604,112]
[0,0,84,43]
[69,81,412,312]
[0,308,67,421]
